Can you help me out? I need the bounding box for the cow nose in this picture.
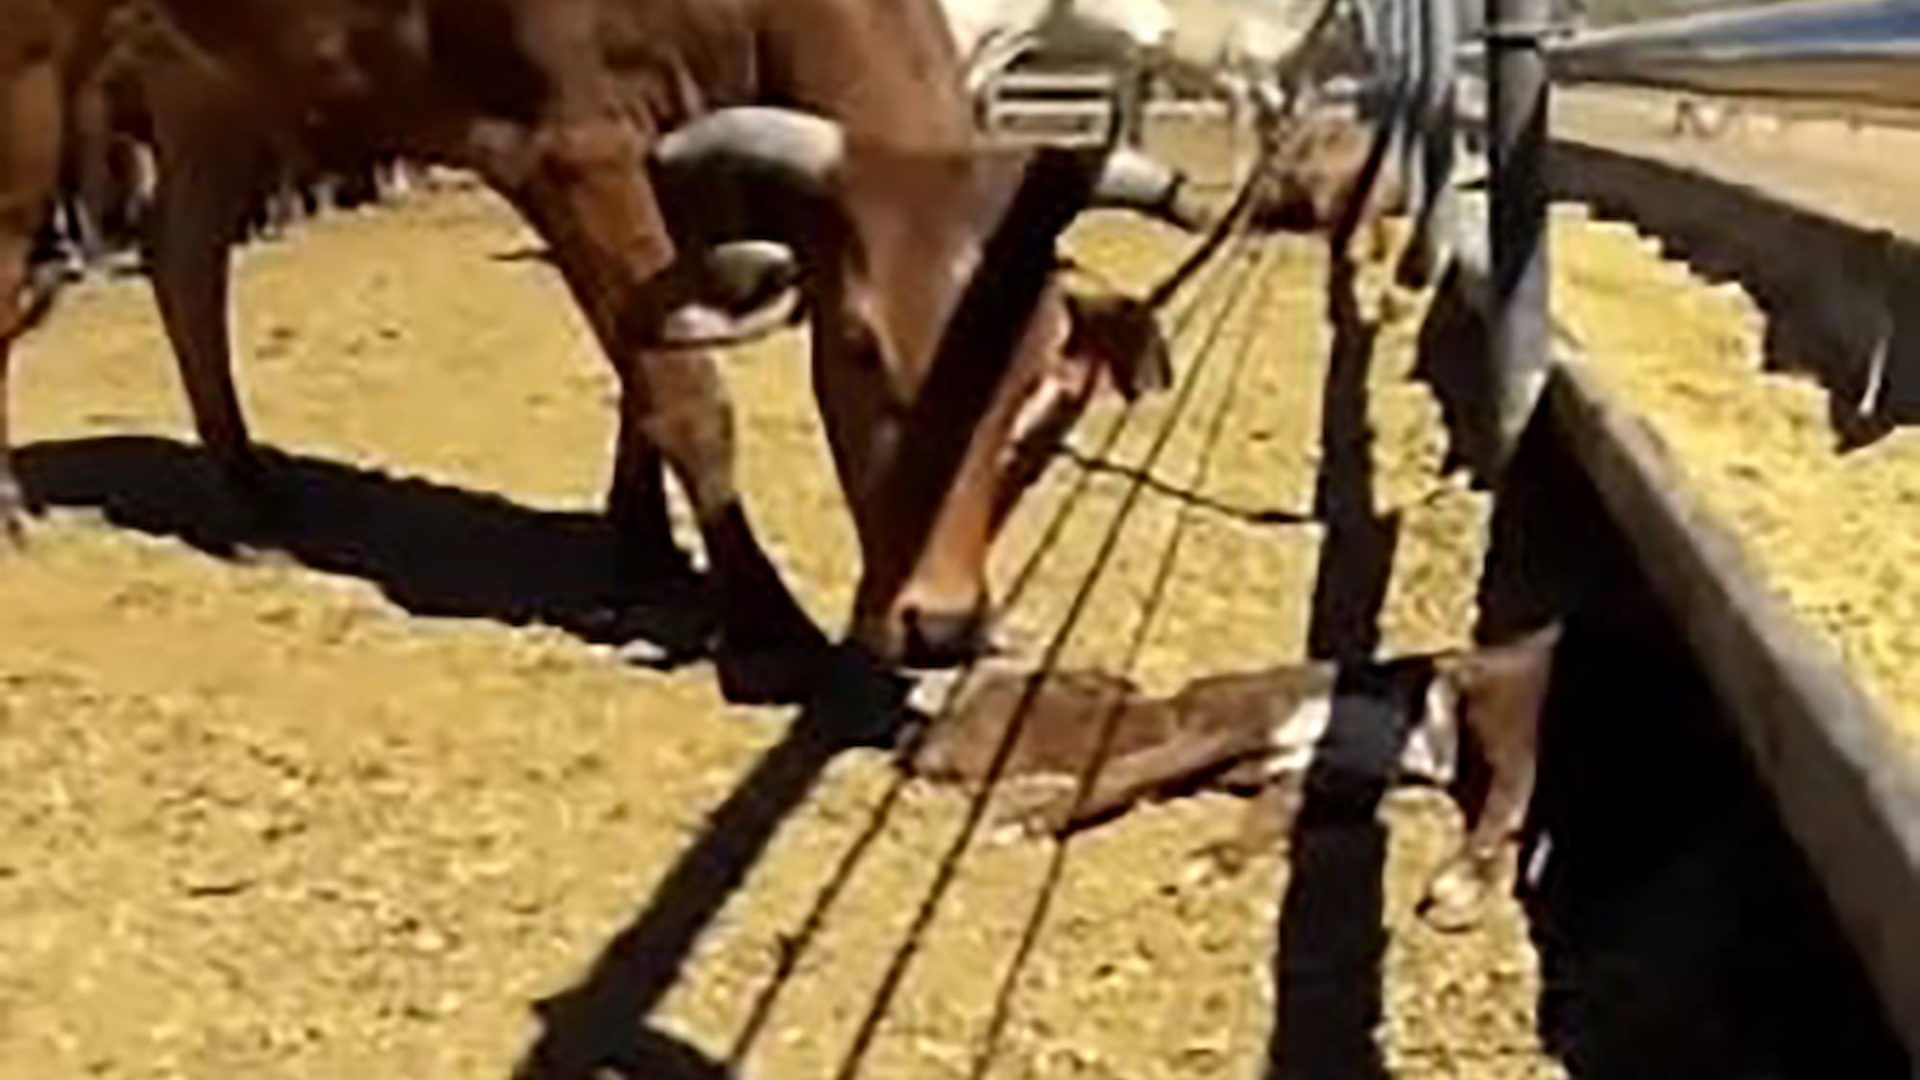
[900,605,989,670]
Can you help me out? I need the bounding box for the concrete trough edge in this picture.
[1541,357,1920,1057]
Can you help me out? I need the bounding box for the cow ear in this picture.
[1064,292,1173,400]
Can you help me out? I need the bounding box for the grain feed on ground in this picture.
[0,161,1559,1077]
[1550,203,1920,752]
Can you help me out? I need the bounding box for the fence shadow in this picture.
[17,435,922,1079]
[1410,263,1504,486]
[1479,415,1909,1079]
[513,667,908,1079]
[1267,256,1399,1080]
[1306,259,1401,662]
[16,435,714,662]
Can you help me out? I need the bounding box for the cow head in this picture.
[652,108,1189,667]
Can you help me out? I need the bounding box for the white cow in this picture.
[941,0,1173,95]
[941,0,1323,114]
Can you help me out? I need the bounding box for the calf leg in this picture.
[1420,625,1561,931]
[498,119,826,703]
[1015,721,1274,836]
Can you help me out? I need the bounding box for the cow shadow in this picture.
[15,435,715,663]
[18,434,923,1078]
[1478,414,1910,1079]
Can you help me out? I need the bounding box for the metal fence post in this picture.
[1399,0,1458,286]
[1487,0,1551,455]
[1401,0,1429,221]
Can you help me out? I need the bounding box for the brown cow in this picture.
[0,0,1200,708]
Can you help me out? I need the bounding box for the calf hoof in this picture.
[1417,851,1508,934]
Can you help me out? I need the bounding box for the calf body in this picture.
[913,625,1561,929]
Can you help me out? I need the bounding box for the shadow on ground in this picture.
[19,435,919,1080]
[17,435,715,663]
[1267,257,1398,1080]
[511,709,876,1080]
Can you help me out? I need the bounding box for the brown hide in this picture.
[0,0,1181,690]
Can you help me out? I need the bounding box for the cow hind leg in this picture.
[617,347,829,702]
[0,46,64,545]
[0,249,33,544]
[149,135,276,514]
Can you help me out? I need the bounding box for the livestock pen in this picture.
[0,2,1918,1080]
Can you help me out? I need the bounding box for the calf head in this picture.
[653,108,1185,667]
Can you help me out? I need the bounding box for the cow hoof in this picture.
[714,641,830,706]
[614,540,702,600]
[0,480,28,552]
[801,647,913,746]
[1417,853,1504,934]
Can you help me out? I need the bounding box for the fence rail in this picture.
[1550,0,1920,109]
[1393,0,1920,1058]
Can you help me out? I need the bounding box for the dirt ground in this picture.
[0,157,1564,1078]
[1551,87,1920,242]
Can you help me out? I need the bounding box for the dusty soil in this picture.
[0,163,1561,1078]
[1552,87,1920,241]
[1546,201,1920,750]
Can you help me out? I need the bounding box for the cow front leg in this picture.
[498,120,829,703]
[148,114,276,514]
[608,401,693,583]
[617,346,828,703]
